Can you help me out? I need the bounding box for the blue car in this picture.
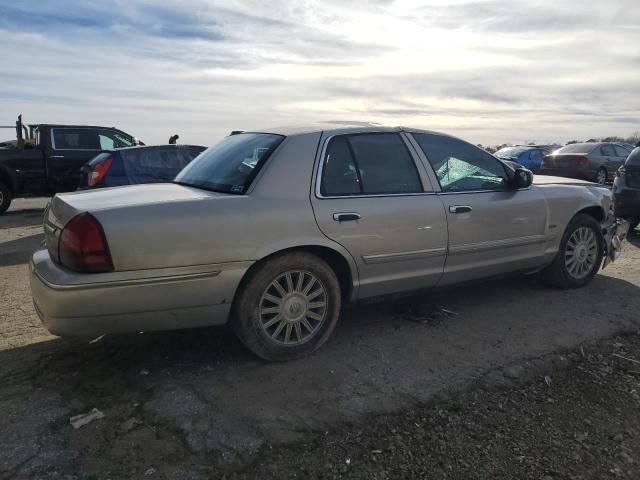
[79,144,206,189]
[494,146,549,173]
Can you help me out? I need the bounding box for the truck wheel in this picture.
[0,182,12,214]
[231,251,342,361]
[542,214,604,289]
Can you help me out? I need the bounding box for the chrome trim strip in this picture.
[448,235,550,255]
[34,269,222,291]
[362,247,447,264]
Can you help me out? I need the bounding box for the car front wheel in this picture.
[542,213,604,289]
[231,251,342,361]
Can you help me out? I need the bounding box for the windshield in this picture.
[174,133,284,194]
[495,147,527,158]
[556,144,595,154]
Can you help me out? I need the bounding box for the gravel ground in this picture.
[229,332,640,480]
[1,198,640,479]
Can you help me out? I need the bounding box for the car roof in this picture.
[244,122,452,138]
[113,144,206,151]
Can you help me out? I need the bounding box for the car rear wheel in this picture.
[596,168,607,185]
[0,181,12,214]
[231,251,342,361]
[629,219,639,232]
[542,214,604,289]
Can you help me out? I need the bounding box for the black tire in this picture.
[629,220,639,232]
[542,214,604,289]
[231,251,342,361]
[595,168,607,185]
[0,181,12,214]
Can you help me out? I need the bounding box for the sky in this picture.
[0,0,639,147]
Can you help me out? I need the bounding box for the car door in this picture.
[310,131,448,299]
[48,128,101,192]
[408,132,549,286]
[598,144,617,177]
[614,145,631,170]
[528,149,544,172]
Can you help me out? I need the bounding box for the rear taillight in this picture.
[88,156,112,186]
[58,213,113,273]
[542,155,553,167]
[576,156,588,166]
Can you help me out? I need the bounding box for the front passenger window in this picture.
[412,133,507,192]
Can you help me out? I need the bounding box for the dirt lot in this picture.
[1,198,640,479]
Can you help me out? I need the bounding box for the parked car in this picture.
[494,146,548,172]
[0,115,141,213]
[539,142,630,184]
[613,147,640,232]
[30,125,627,361]
[78,145,206,189]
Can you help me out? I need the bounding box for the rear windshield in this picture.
[174,133,284,194]
[555,144,595,154]
[495,147,528,157]
[626,148,640,166]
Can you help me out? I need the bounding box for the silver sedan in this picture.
[30,125,627,360]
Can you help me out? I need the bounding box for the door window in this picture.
[530,149,543,162]
[412,133,507,192]
[320,133,422,196]
[52,129,99,150]
[614,145,630,158]
[98,130,135,149]
[600,144,616,157]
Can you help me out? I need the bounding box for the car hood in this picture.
[533,175,596,186]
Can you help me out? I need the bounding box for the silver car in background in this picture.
[539,142,631,184]
[30,125,627,360]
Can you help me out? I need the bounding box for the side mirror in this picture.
[512,167,533,189]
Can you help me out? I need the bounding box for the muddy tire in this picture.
[231,251,342,361]
[542,214,604,289]
[0,182,12,215]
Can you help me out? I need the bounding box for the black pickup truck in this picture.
[0,116,142,213]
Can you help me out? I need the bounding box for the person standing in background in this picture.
[169,134,179,144]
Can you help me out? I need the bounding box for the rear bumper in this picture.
[29,250,251,337]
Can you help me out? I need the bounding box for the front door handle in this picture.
[449,205,472,214]
[50,155,65,158]
[333,212,361,222]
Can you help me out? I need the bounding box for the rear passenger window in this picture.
[320,133,422,196]
[53,129,99,150]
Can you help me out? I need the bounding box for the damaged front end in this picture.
[602,217,629,268]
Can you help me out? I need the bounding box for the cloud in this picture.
[0,0,638,146]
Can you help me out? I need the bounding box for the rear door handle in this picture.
[449,205,472,214]
[333,212,361,222]
[50,155,65,158]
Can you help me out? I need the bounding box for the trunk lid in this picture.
[44,183,230,264]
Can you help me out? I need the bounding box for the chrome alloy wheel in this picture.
[596,169,607,185]
[565,226,598,279]
[259,270,328,346]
